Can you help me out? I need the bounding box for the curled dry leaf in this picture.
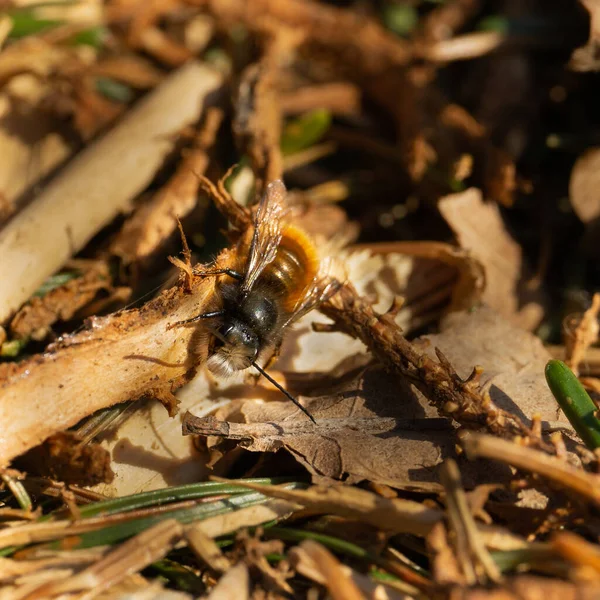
[439,188,545,330]
[184,365,461,487]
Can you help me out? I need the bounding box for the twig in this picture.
[563,293,600,377]
[440,459,502,584]
[462,433,600,507]
[0,61,222,323]
[320,284,547,447]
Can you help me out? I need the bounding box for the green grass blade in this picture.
[545,359,600,449]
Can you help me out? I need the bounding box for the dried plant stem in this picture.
[0,61,222,323]
[440,459,501,584]
[25,519,184,599]
[463,433,600,507]
[563,292,600,376]
[321,284,540,443]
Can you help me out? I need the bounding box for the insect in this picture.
[174,179,341,422]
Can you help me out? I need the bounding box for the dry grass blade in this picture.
[208,478,441,537]
[441,459,502,585]
[462,433,600,507]
[195,499,300,538]
[184,525,231,573]
[298,540,367,600]
[23,519,183,599]
[289,546,414,600]
[552,530,600,574]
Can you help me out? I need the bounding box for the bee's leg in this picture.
[193,267,243,281]
[167,310,226,330]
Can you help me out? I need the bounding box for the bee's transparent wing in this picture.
[241,180,286,294]
[282,257,345,328]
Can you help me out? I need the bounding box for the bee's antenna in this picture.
[251,362,316,424]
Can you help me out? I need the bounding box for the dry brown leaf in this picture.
[419,307,574,432]
[184,365,465,488]
[439,188,545,330]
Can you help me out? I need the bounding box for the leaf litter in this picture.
[0,0,600,598]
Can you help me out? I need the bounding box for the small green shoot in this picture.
[382,4,418,37]
[33,271,80,297]
[280,109,332,156]
[95,77,135,103]
[545,360,600,449]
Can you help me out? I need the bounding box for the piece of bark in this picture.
[439,188,544,330]
[0,270,218,467]
[0,61,222,324]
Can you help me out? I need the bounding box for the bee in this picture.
[175,179,341,422]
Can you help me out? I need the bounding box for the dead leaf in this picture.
[439,188,545,330]
[419,306,574,431]
[185,365,465,488]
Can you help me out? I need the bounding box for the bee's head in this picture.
[207,318,260,377]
